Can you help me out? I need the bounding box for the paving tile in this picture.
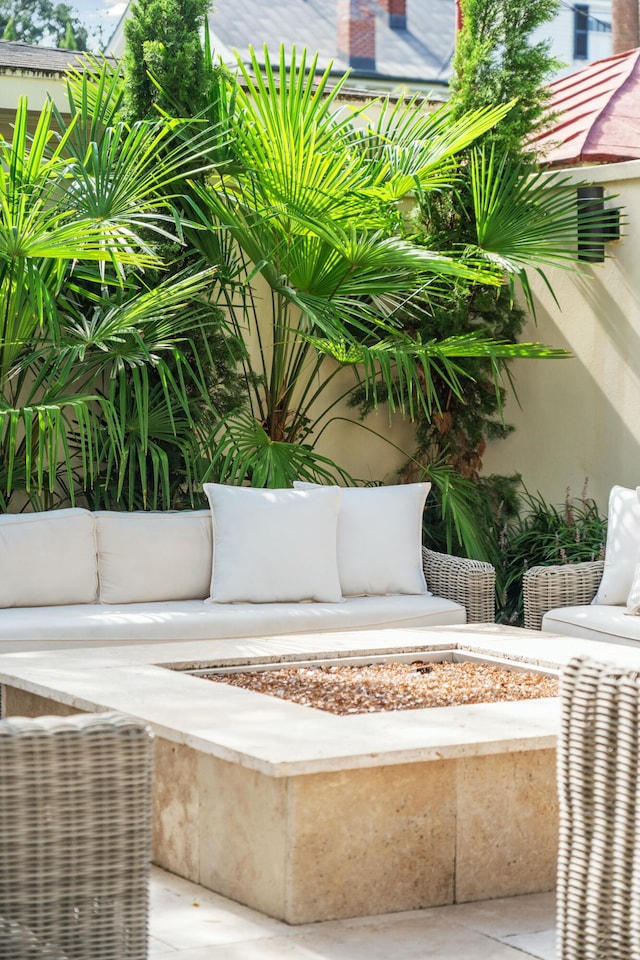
[149,867,291,949]
[145,910,547,959]
[502,929,557,960]
[148,866,558,958]
[148,935,179,957]
[433,891,557,938]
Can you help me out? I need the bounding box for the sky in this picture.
[70,0,126,49]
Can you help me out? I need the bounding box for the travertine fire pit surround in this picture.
[2,624,638,924]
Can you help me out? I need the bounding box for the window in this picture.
[574,4,589,59]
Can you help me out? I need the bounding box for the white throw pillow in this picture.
[95,510,213,604]
[293,481,431,596]
[593,485,640,605]
[203,484,343,603]
[0,508,97,607]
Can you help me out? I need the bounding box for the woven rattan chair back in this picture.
[558,656,640,960]
[0,712,153,960]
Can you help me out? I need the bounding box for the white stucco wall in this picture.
[482,159,640,512]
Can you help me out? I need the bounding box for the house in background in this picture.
[106,0,614,97]
[536,0,612,79]
[0,41,89,137]
[106,0,454,97]
[0,0,615,113]
[533,47,640,165]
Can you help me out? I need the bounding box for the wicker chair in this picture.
[0,712,154,960]
[523,560,605,630]
[557,655,640,960]
[422,547,495,622]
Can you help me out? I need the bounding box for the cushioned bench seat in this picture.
[542,604,640,647]
[0,492,495,658]
[0,593,465,651]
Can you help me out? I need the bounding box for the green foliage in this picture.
[451,0,561,160]
[0,59,238,510]
[119,13,244,506]
[163,44,602,546]
[498,486,607,624]
[0,0,87,48]
[395,0,566,554]
[122,0,210,121]
[61,15,76,49]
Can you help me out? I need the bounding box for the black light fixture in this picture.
[577,185,622,263]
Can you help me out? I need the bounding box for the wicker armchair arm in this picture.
[523,559,605,630]
[422,547,496,623]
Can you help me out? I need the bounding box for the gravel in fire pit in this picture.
[202,660,559,715]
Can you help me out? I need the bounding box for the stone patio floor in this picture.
[149,865,556,959]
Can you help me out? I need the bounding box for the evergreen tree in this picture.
[61,14,76,48]
[451,0,560,159]
[119,0,244,507]
[122,0,210,121]
[388,0,563,554]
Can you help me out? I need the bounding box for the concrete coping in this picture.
[2,623,640,776]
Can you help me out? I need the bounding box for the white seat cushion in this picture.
[543,604,640,647]
[95,510,212,603]
[0,508,97,607]
[0,594,466,644]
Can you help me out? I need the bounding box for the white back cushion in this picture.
[96,510,212,604]
[294,481,431,596]
[593,485,640,605]
[204,484,342,603]
[0,508,97,607]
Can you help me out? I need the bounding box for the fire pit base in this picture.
[0,624,571,924]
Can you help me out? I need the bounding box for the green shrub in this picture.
[498,485,607,624]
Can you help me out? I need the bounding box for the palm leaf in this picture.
[305,330,567,419]
[470,145,621,308]
[203,409,356,489]
[361,95,516,200]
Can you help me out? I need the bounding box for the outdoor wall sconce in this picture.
[577,185,621,263]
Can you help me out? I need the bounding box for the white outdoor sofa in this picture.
[0,498,496,655]
[524,485,640,647]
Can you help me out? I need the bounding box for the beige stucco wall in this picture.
[482,159,640,512]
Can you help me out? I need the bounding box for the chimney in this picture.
[337,0,376,71]
[612,0,639,54]
[377,0,406,30]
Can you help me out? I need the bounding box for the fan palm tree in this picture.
[181,45,598,517]
[0,60,229,509]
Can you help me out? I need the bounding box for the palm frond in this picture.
[470,145,621,308]
[203,409,356,489]
[305,330,568,419]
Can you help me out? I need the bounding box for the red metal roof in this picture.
[533,48,640,166]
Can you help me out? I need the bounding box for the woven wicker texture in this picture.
[0,712,153,960]
[523,560,605,630]
[422,548,495,623]
[557,656,640,960]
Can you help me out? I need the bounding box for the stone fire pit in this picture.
[0,623,619,925]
